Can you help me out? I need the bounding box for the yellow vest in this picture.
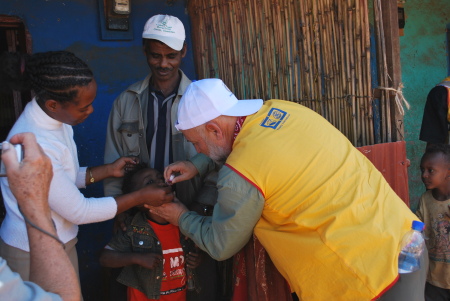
[226,100,418,300]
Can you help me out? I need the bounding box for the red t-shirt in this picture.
[128,220,186,301]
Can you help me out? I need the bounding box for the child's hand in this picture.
[186,250,202,269]
[134,253,163,269]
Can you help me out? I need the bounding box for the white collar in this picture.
[26,98,64,130]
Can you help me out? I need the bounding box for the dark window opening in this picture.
[0,15,31,223]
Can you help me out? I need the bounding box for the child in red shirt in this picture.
[100,165,200,301]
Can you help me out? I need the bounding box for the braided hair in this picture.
[0,51,94,105]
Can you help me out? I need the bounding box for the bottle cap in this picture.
[412,220,425,231]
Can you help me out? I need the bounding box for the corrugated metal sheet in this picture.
[357,141,410,206]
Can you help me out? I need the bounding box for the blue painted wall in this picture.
[0,0,195,299]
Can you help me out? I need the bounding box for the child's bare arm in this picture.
[100,249,163,269]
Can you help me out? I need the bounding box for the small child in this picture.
[416,143,450,300]
[100,164,200,301]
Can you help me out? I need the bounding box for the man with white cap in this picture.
[104,14,201,200]
[153,78,428,301]
[104,15,221,301]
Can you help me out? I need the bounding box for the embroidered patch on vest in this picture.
[260,108,290,129]
[132,226,151,236]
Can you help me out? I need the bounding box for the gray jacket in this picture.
[103,71,204,206]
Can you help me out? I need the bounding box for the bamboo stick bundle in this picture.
[373,0,383,142]
[357,0,368,144]
[294,1,308,106]
[310,0,320,113]
[378,0,391,143]
[337,0,349,137]
[221,2,231,84]
[259,0,271,99]
[240,0,249,96]
[233,1,242,94]
[381,0,390,143]
[227,1,238,89]
[354,0,366,146]
[246,0,263,98]
[373,0,390,143]
[268,0,281,99]
[285,0,295,102]
[189,0,375,146]
[240,1,253,98]
[272,1,282,99]
[215,0,227,84]
[361,0,374,145]
[325,0,336,128]
[213,0,221,76]
[347,0,358,145]
[200,0,211,78]
[330,0,341,130]
[282,0,293,102]
[299,0,312,110]
[226,1,236,91]
[286,0,294,101]
[224,0,234,85]
[263,0,273,98]
[291,0,301,103]
[196,0,208,78]
[322,0,333,125]
[315,0,326,119]
[244,1,257,100]
[279,0,287,100]
[253,0,267,99]
[331,1,341,129]
[308,0,317,111]
[342,0,355,144]
[330,0,344,134]
[320,0,334,125]
[273,0,282,99]
[321,0,333,123]
[347,0,355,143]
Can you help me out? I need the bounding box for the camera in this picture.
[0,143,23,177]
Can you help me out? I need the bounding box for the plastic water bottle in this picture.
[398,220,425,274]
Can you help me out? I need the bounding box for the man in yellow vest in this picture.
[150,78,427,301]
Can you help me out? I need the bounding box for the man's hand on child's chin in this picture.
[146,199,189,226]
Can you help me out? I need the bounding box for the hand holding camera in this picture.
[1,133,53,215]
[0,142,23,177]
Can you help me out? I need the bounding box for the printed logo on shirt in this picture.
[260,108,290,130]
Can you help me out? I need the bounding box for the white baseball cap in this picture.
[142,15,185,51]
[176,79,263,130]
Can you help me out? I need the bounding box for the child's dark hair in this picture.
[122,163,149,194]
[423,144,450,164]
[0,51,94,105]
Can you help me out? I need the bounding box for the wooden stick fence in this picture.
[188,0,390,146]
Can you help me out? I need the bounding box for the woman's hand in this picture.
[110,156,138,178]
[139,183,175,207]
